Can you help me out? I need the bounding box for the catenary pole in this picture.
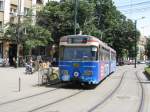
[134,20,137,68]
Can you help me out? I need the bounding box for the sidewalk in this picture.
[0,67,51,100]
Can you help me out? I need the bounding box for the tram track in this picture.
[29,68,127,112]
[135,71,145,112]
[28,90,84,112]
[0,81,85,112]
[0,69,123,111]
[0,67,139,112]
[0,81,63,106]
[27,68,127,112]
[87,70,145,112]
[87,71,127,112]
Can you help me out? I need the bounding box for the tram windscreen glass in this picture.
[68,37,87,43]
[61,46,98,61]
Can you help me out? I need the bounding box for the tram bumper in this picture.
[80,76,99,84]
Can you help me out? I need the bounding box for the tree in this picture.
[24,25,53,55]
[37,0,95,43]
[4,11,53,67]
[38,0,140,60]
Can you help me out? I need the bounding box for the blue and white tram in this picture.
[59,35,116,85]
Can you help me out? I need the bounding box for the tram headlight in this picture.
[84,70,93,76]
[74,72,79,77]
[62,70,69,75]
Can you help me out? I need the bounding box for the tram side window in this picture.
[104,48,106,61]
[105,50,109,61]
[111,52,116,61]
[101,47,105,61]
[99,47,103,60]
[113,53,116,60]
[100,47,109,61]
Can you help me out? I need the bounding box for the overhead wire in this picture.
[117,1,150,8]
[115,1,150,14]
[121,6,150,13]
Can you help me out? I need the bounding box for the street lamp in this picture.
[134,20,137,68]
[134,16,145,68]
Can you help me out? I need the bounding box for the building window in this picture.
[0,1,4,11]
[10,8,17,13]
[37,0,43,4]
[10,7,17,17]
[10,4,18,17]
[24,7,30,16]
[10,17,15,23]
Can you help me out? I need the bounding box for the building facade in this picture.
[137,35,148,61]
[0,0,46,65]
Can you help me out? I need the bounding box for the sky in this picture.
[113,0,150,37]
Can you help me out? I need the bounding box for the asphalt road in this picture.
[0,64,149,112]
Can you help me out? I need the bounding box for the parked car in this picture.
[140,61,145,64]
[137,60,145,64]
[146,60,150,66]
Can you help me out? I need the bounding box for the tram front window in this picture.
[61,46,98,61]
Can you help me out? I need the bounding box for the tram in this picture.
[59,35,116,85]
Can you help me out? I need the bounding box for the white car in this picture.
[140,61,145,64]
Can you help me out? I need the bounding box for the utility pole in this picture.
[74,0,78,35]
[16,0,21,68]
[134,20,137,68]
[134,17,145,68]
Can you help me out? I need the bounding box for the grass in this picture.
[144,66,150,80]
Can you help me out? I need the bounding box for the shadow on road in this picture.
[45,81,98,90]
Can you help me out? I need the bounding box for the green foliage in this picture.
[4,11,53,55]
[145,38,150,59]
[37,0,95,43]
[145,67,150,74]
[37,0,140,59]
[25,25,52,48]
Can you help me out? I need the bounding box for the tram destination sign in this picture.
[68,37,88,44]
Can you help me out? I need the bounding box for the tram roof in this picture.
[60,35,116,52]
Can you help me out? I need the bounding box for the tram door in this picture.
[9,44,17,66]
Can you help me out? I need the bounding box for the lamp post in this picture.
[134,20,137,68]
